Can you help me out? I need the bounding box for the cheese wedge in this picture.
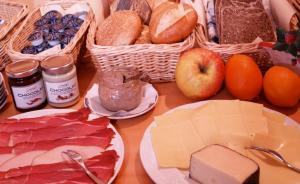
[190,145,259,184]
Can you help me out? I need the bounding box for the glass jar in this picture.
[5,60,47,112]
[98,67,143,111]
[41,55,79,108]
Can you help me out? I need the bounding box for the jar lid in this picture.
[5,60,39,78]
[41,55,74,75]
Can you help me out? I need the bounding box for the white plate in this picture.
[85,83,158,120]
[139,101,300,184]
[12,109,124,184]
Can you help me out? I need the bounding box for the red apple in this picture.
[175,48,225,99]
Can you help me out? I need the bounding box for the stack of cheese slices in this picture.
[151,100,300,183]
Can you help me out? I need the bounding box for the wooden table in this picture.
[0,59,299,184]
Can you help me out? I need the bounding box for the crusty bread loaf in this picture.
[216,0,276,44]
[96,10,142,46]
[135,25,152,44]
[149,2,197,44]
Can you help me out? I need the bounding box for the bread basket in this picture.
[195,2,277,73]
[7,0,93,63]
[86,19,195,82]
[0,1,29,71]
[196,27,273,73]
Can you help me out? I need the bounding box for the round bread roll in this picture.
[96,10,142,46]
[149,2,197,44]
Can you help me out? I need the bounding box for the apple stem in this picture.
[199,65,206,73]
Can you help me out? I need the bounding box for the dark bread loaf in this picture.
[216,0,276,44]
[116,0,152,25]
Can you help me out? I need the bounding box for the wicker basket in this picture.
[7,0,93,63]
[86,20,196,82]
[0,1,29,71]
[195,25,274,73]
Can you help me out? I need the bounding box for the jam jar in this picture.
[41,55,79,108]
[98,67,143,111]
[5,60,47,112]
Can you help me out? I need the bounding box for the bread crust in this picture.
[135,25,151,44]
[149,2,197,44]
[96,10,142,46]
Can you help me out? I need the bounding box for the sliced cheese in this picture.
[213,100,241,115]
[253,133,284,151]
[217,134,252,156]
[150,99,299,173]
[154,108,196,127]
[243,116,268,139]
[191,115,220,145]
[215,115,248,137]
[239,101,263,115]
[151,121,205,169]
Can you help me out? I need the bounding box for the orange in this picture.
[225,54,263,100]
[263,66,300,107]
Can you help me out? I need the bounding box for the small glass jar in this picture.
[41,55,79,108]
[98,67,143,111]
[5,60,47,112]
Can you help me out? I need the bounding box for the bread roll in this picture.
[149,2,197,44]
[135,25,151,44]
[96,10,142,46]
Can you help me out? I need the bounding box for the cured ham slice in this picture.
[0,150,118,183]
[16,129,113,154]
[0,108,90,124]
[0,117,109,147]
[0,109,119,183]
[0,155,14,166]
[0,108,104,133]
[0,151,45,172]
[0,128,114,155]
[0,145,104,172]
[32,145,104,165]
[0,148,11,155]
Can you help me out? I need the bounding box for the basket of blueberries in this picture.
[7,1,93,63]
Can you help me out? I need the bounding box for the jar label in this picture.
[45,77,79,104]
[11,79,46,109]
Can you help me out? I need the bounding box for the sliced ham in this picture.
[0,150,118,179]
[0,109,108,134]
[10,129,114,154]
[0,117,109,147]
[0,150,118,183]
[0,145,103,172]
[33,145,104,166]
[0,148,11,155]
[0,151,45,172]
[0,155,15,166]
[0,108,90,124]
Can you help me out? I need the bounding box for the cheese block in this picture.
[189,145,259,184]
